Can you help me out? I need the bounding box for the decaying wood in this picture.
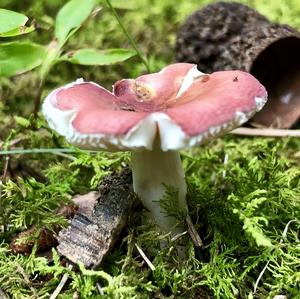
[176,2,300,128]
[57,168,135,268]
[10,226,58,255]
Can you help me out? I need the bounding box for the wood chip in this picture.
[57,168,136,268]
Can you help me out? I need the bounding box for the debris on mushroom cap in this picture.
[113,63,195,110]
[43,63,267,152]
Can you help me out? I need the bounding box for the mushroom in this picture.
[42,63,267,234]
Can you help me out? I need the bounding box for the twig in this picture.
[186,214,203,247]
[53,152,77,161]
[171,230,188,242]
[222,153,228,178]
[96,282,104,296]
[0,156,10,232]
[135,243,156,271]
[50,264,73,299]
[105,0,150,73]
[1,156,9,181]
[231,127,300,137]
[253,261,270,294]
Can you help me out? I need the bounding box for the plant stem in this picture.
[33,41,62,118]
[0,148,77,155]
[105,0,151,73]
[33,79,45,118]
[131,141,187,234]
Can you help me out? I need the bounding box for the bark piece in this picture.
[57,168,135,268]
[176,2,300,128]
[10,226,58,255]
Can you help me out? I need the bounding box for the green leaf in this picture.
[55,0,97,43]
[0,9,28,34]
[0,42,47,77]
[0,24,35,37]
[64,48,136,65]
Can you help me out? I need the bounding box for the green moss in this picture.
[0,0,300,298]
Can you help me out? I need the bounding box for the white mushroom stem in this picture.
[131,141,187,234]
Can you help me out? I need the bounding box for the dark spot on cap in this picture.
[233,76,238,82]
[120,105,135,112]
[201,75,210,82]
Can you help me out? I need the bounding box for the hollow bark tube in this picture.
[131,142,187,234]
[176,2,300,128]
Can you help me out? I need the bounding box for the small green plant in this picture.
[0,0,138,117]
[0,9,46,77]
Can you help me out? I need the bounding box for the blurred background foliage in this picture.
[2,0,300,115]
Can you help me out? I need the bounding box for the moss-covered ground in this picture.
[0,0,300,298]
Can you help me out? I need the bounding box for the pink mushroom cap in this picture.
[42,63,267,151]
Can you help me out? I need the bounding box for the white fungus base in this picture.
[132,143,187,234]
